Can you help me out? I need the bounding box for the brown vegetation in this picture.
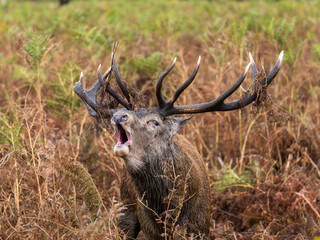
[1,1,320,239]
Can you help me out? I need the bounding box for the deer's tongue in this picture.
[113,124,131,157]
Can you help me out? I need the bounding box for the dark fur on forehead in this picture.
[135,107,166,121]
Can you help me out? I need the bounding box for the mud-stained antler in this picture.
[110,41,135,108]
[73,54,133,117]
[73,67,112,117]
[156,51,284,116]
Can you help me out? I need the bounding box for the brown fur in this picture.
[115,109,210,239]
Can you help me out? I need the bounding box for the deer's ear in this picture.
[170,115,193,135]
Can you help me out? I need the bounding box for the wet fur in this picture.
[119,134,210,239]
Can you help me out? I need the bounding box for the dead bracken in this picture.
[1,2,320,239]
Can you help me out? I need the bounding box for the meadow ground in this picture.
[1,0,320,239]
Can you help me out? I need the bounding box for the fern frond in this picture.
[23,31,51,69]
[64,160,105,220]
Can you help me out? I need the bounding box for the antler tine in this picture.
[97,65,131,110]
[102,67,111,79]
[156,57,177,108]
[112,55,132,107]
[158,59,252,116]
[249,52,259,81]
[159,51,283,116]
[97,64,107,85]
[210,51,284,111]
[73,71,114,117]
[267,50,284,84]
[205,60,252,106]
[167,56,201,106]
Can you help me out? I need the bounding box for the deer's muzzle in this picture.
[112,114,128,124]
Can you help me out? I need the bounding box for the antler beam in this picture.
[156,51,284,116]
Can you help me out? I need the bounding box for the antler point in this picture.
[249,52,254,63]
[106,66,112,74]
[77,72,84,87]
[197,56,201,65]
[244,61,251,75]
[173,57,177,64]
[240,85,247,93]
[279,50,284,65]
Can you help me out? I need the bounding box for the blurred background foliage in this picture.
[1,0,320,239]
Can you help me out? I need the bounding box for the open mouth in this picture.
[116,124,131,147]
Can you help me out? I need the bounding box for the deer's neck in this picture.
[128,140,183,213]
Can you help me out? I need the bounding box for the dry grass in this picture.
[1,1,320,239]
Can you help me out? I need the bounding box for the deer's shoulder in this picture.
[173,134,203,165]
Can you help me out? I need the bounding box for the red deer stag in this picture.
[74,49,283,239]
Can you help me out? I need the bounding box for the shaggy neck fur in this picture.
[128,142,182,215]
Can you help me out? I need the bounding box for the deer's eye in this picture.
[148,120,159,126]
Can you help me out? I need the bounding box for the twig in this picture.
[294,192,320,220]
[304,151,320,178]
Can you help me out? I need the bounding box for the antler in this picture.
[73,55,133,117]
[156,51,284,116]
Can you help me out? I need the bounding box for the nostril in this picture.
[121,115,128,122]
[113,114,128,124]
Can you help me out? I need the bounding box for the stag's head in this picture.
[111,107,191,159]
[73,48,283,171]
